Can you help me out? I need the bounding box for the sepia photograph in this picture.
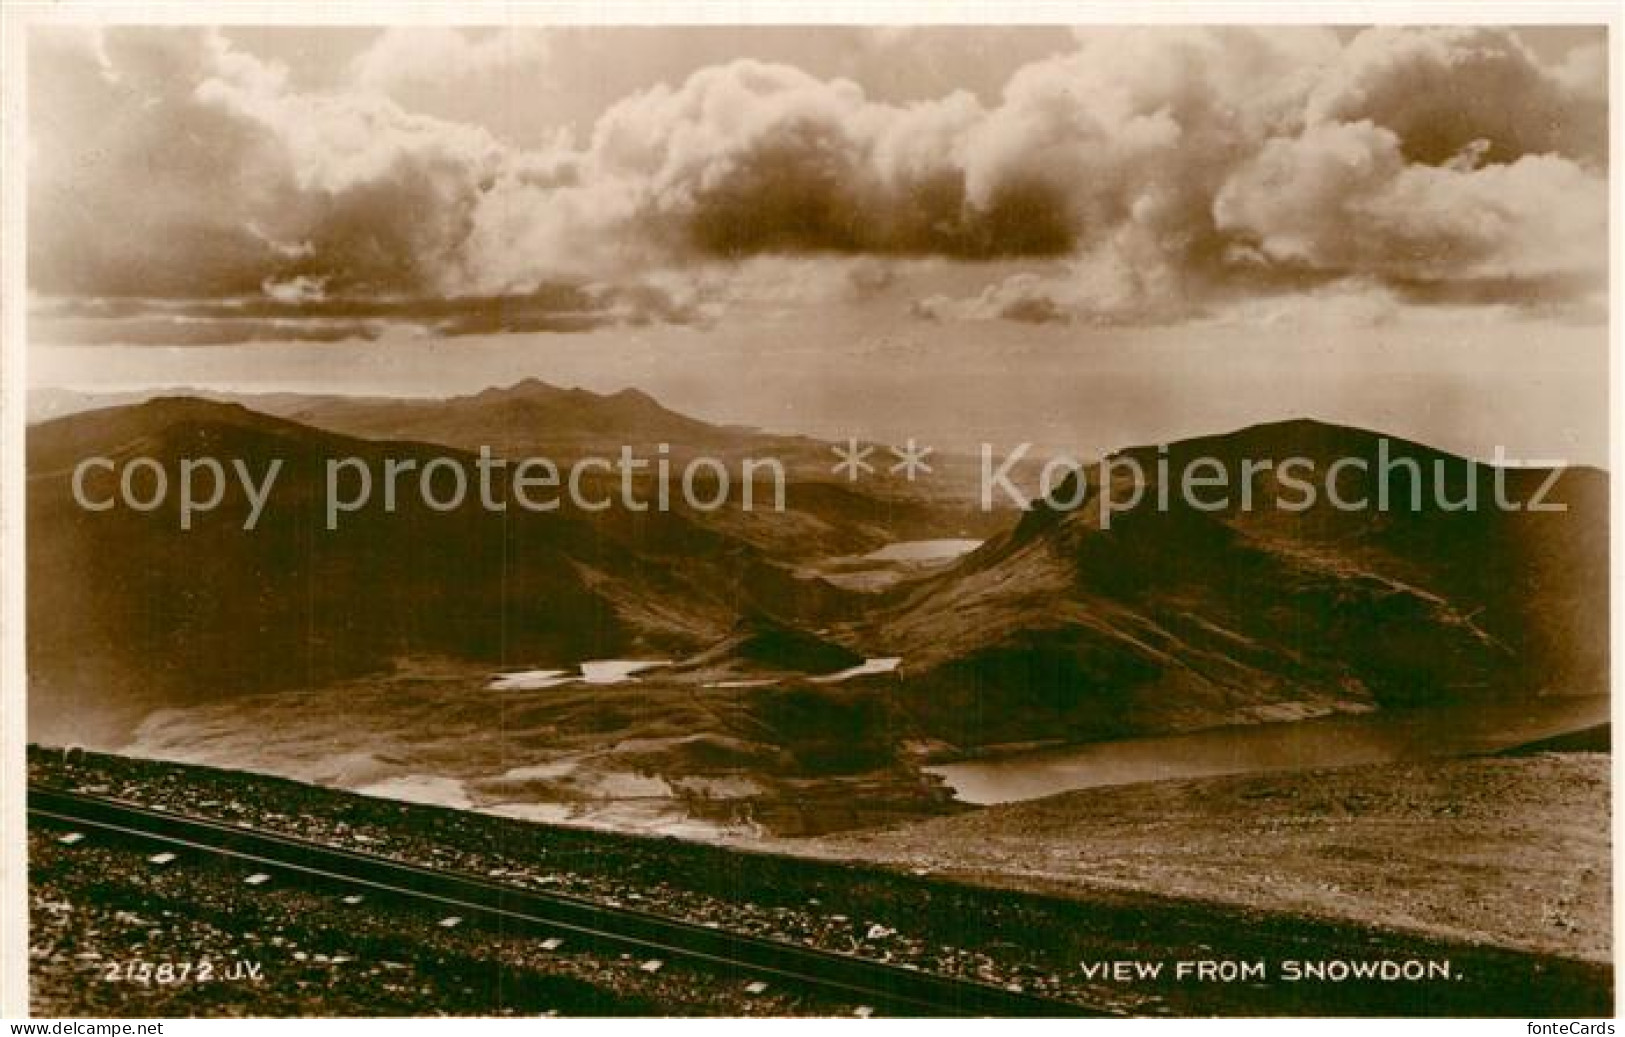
[2,4,1616,1023]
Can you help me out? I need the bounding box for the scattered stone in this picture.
[146,852,177,866]
[243,873,271,887]
[639,959,664,973]
[745,980,769,995]
[56,833,85,846]
[437,916,464,929]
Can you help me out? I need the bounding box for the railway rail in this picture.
[28,785,1108,1018]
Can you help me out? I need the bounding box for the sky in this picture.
[24,24,1612,464]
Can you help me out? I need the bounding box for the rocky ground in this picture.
[30,828,836,1017]
[28,747,1615,1017]
[814,754,1613,964]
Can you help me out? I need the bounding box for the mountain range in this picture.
[26,385,1609,762]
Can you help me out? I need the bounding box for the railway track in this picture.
[28,785,1108,1018]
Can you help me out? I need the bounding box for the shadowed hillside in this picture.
[26,398,860,745]
[866,419,1608,748]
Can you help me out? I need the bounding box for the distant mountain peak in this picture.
[470,377,568,402]
[608,387,659,406]
[467,380,666,413]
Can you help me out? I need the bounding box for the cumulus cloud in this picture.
[27,25,1608,335]
[1213,120,1605,284]
[29,27,508,301]
[351,27,553,98]
[912,276,1071,324]
[1304,27,1606,165]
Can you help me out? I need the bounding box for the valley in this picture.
[24,381,1611,906]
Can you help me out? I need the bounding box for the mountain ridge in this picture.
[26,392,1609,765]
[861,420,1607,749]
